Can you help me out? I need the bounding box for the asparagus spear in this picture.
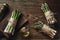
[41,3,50,13]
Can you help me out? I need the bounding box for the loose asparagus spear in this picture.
[34,21,57,38]
[4,9,21,35]
[41,3,57,24]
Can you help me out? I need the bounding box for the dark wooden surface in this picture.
[0,0,60,40]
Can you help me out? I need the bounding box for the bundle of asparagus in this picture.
[34,21,57,38]
[20,27,30,37]
[41,3,57,24]
[4,9,21,36]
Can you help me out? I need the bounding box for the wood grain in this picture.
[0,0,60,40]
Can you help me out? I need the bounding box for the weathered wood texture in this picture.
[0,0,60,40]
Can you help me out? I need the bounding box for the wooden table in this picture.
[0,0,60,40]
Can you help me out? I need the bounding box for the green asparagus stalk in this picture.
[45,3,50,12]
[41,3,50,13]
[34,21,43,30]
[11,9,20,20]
